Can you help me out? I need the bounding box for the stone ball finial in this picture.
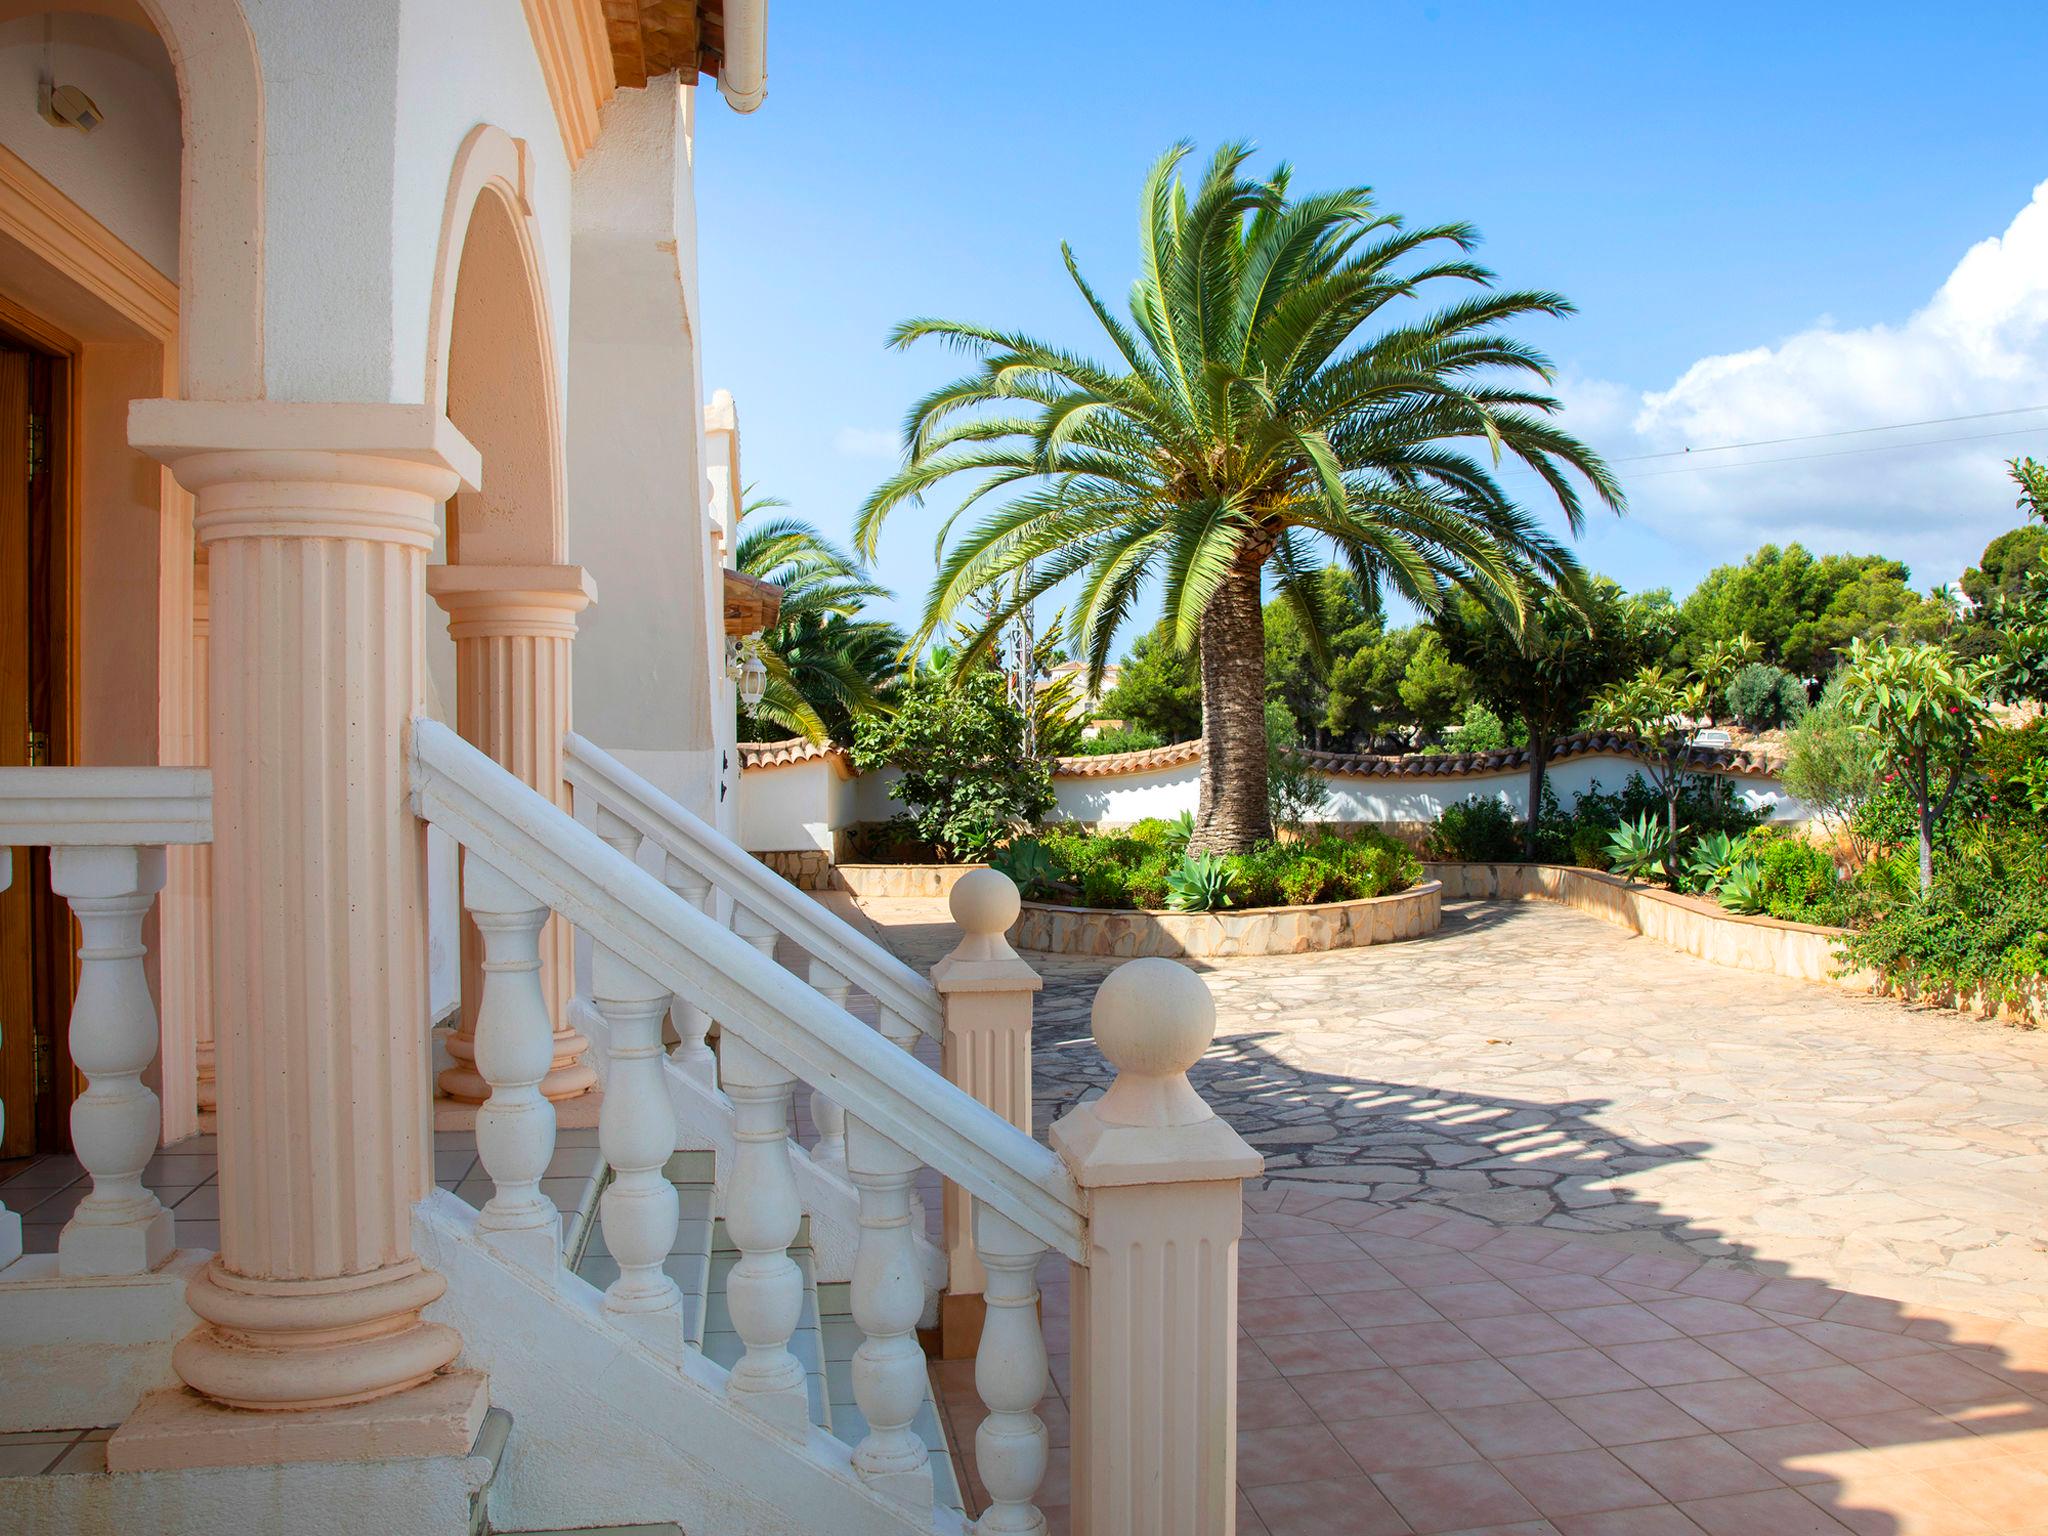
[1089,958,1216,1126]
[950,866,1020,938]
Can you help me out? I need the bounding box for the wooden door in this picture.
[1,341,71,1158]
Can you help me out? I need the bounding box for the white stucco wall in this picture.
[0,13,181,276]
[738,750,1812,855]
[243,0,572,403]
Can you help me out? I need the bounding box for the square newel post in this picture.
[1049,958,1262,1536]
[928,868,1040,1359]
[428,564,597,1105]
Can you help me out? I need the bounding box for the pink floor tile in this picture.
[1442,1400,1599,1459]
[1266,1232,1372,1264]
[1328,1410,1483,1472]
[1645,1297,1772,1338]
[1720,1420,1864,1484]
[1864,1352,2014,1407]
[1419,1282,1541,1320]
[1386,1254,1495,1288]
[1509,1275,1634,1312]
[1241,1265,1315,1300]
[1550,1304,1683,1347]
[1239,1294,1349,1338]
[1601,1338,1750,1387]
[1762,1364,1920,1419]
[1292,1367,1432,1422]
[1401,1358,1541,1410]
[1238,1377,1321,1430]
[1611,1434,1785,1501]
[1493,1448,1665,1518]
[1237,1422,1364,1490]
[1654,1377,1813,1432]
[1329,1287,1452,1329]
[1244,1473,1413,1536]
[1549,1388,1712,1447]
[1360,1322,1491,1367]
[1371,1460,1546,1533]
[1460,1313,1589,1358]
[1499,1348,1645,1399]
[1286,1257,1404,1294]
[1255,1329,1388,1378]
[1679,1487,1855,1534]
[1790,1322,1940,1363]
[1699,1325,1841,1375]
[1555,1507,1709,1535]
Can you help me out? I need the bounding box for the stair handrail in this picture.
[563,731,941,1040]
[414,718,1085,1261]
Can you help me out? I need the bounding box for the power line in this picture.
[1611,404,2048,463]
[1622,422,2048,479]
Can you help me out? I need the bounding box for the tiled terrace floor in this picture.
[853,890,2048,1532]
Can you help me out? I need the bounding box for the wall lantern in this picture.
[740,648,768,709]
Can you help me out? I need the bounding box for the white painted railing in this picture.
[416,718,1072,1521]
[416,720,1083,1256]
[563,732,942,1041]
[0,768,212,1278]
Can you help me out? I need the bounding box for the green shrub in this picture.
[1606,812,1673,882]
[1725,663,1809,730]
[849,672,1054,859]
[1278,856,1336,906]
[1072,724,1167,755]
[1080,865,1128,908]
[1424,796,1520,862]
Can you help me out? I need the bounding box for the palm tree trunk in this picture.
[1191,551,1272,855]
[1523,729,1551,862]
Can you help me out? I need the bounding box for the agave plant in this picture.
[989,836,1064,900]
[1163,810,1196,857]
[1166,852,1236,912]
[1681,830,1746,894]
[1605,812,1673,883]
[1716,861,1768,915]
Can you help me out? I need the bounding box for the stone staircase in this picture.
[560,1150,963,1519]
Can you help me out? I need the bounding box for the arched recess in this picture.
[426,123,565,567]
[422,123,592,1103]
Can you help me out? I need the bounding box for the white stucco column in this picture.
[1051,958,1261,1536]
[114,401,486,1466]
[929,869,1040,1358]
[427,564,596,1104]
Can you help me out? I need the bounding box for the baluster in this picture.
[732,900,780,962]
[0,851,18,1271]
[50,845,174,1276]
[803,959,850,1175]
[845,1115,933,1505]
[972,1203,1050,1535]
[880,1006,942,1326]
[661,852,719,1086]
[592,941,685,1354]
[719,1032,811,1432]
[464,850,561,1275]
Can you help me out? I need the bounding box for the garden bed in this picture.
[1013,880,1442,959]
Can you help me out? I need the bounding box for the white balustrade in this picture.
[844,1114,932,1505]
[591,939,685,1353]
[971,1203,1051,1535]
[879,1004,942,1326]
[52,844,176,1276]
[803,958,851,1175]
[718,1031,811,1432]
[732,899,780,962]
[464,849,562,1274]
[660,851,719,1086]
[0,850,18,1271]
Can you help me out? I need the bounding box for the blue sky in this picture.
[695,1,2048,643]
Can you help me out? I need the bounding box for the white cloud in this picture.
[1570,178,2048,586]
[832,425,901,459]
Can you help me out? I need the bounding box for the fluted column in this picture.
[428,564,596,1104]
[0,851,19,1271]
[189,558,216,1119]
[121,401,485,1454]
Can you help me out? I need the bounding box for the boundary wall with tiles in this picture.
[737,734,1809,861]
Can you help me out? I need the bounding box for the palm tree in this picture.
[735,497,905,745]
[856,141,1622,852]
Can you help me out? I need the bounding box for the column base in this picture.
[59,1204,176,1278]
[177,1255,459,1411]
[437,1026,596,1105]
[108,1370,489,1471]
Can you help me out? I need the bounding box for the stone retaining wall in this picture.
[831,862,988,899]
[1011,880,1442,959]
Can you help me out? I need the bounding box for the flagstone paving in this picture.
[848,894,2048,1331]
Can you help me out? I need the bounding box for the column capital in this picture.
[426,563,597,639]
[129,400,480,550]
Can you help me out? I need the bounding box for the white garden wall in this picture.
[737,737,1812,859]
